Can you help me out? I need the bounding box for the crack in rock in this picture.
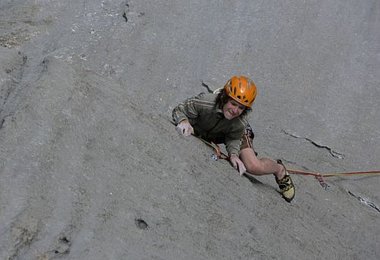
[0,51,27,125]
[348,191,380,213]
[122,0,130,23]
[201,81,214,93]
[282,129,345,159]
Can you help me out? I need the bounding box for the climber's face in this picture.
[223,98,245,120]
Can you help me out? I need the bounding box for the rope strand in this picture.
[288,169,380,178]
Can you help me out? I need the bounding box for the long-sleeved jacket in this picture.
[172,92,248,156]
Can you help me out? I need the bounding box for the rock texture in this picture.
[0,0,379,259]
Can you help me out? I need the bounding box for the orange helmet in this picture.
[224,75,257,108]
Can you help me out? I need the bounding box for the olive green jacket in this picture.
[172,93,248,156]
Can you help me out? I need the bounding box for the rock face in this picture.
[0,0,379,259]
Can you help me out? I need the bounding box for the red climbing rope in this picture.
[287,169,380,178]
[287,169,380,189]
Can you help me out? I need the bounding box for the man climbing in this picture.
[172,75,295,202]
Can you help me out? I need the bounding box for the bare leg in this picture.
[238,130,295,202]
[239,147,286,179]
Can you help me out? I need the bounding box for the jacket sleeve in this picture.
[172,93,205,125]
[225,132,242,156]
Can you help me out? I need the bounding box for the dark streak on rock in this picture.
[60,236,70,244]
[201,81,213,93]
[122,12,128,22]
[135,218,148,230]
[0,114,13,130]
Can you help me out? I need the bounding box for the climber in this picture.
[172,75,295,202]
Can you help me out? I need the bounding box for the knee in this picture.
[244,158,264,175]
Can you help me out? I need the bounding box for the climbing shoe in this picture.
[276,160,295,203]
